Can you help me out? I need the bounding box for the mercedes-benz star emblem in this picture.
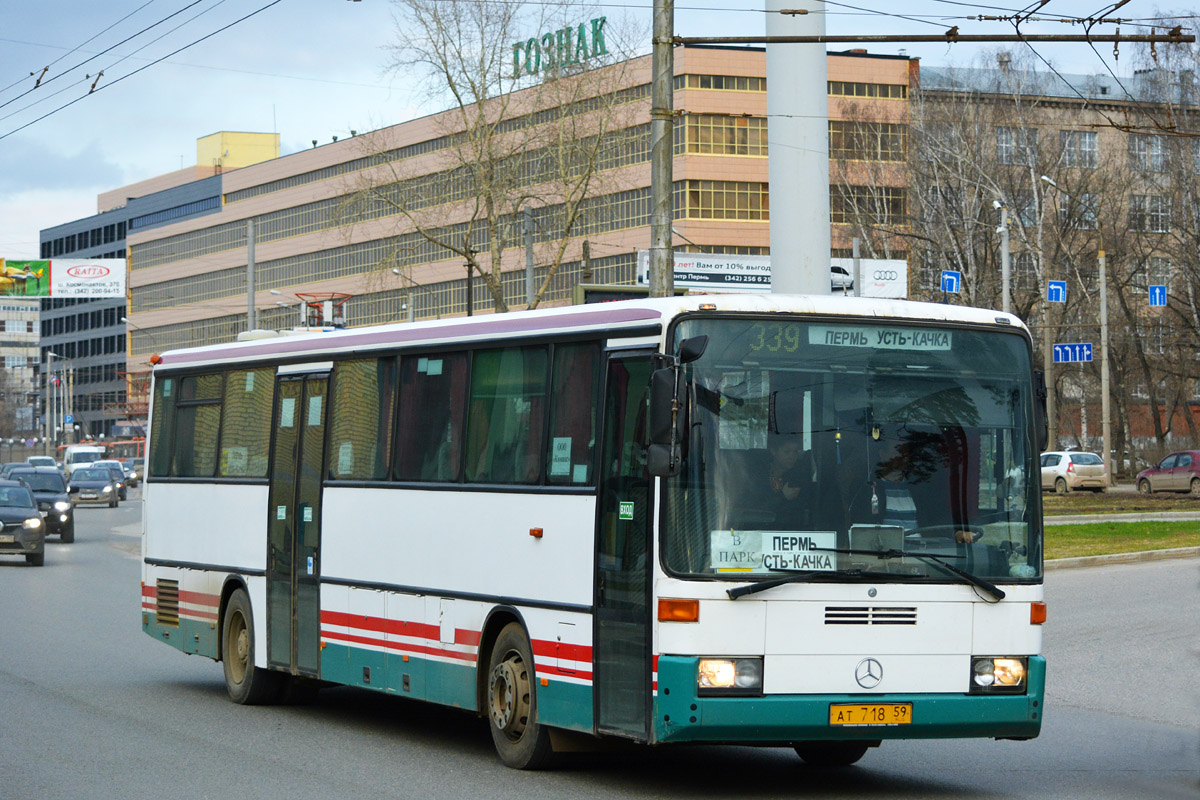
[855,657,883,689]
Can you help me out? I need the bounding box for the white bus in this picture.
[141,294,1046,769]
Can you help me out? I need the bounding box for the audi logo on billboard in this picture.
[873,270,899,281]
[65,264,112,279]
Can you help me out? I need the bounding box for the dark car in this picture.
[0,479,46,566]
[91,461,128,501]
[126,458,144,487]
[68,467,122,507]
[1136,450,1200,495]
[9,467,74,542]
[0,462,28,480]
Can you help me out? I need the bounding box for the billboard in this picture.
[636,251,908,299]
[0,259,126,298]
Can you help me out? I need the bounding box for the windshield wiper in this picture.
[727,567,906,600]
[726,547,1006,602]
[815,546,1006,601]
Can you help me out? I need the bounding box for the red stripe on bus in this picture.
[178,589,220,607]
[531,639,593,663]
[321,610,441,642]
[321,629,478,663]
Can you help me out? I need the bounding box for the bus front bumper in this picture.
[653,655,1045,744]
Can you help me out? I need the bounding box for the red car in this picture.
[1136,451,1200,495]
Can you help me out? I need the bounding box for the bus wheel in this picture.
[793,741,871,767]
[221,589,281,705]
[486,622,554,769]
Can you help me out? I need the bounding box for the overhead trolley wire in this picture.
[0,0,286,144]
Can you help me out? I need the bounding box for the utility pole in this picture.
[524,208,534,307]
[851,236,861,297]
[998,205,1011,314]
[648,0,674,298]
[246,219,257,331]
[465,259,473,317]
[765,0,829,294]
[1099,250,1112,485]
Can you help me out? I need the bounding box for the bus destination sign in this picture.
[811,325,952,351]
[710,530,838,573]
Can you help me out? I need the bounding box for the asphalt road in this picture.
[0,492,1196,799]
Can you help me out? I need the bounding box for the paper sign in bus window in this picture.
[619,501,635,520]
[280,398,296,428]
[426,359,443,376]
[162,379,172,398]
[307,395,322,426]
[572,464,588,483]
[550,437,572,476]
[244,372,255,392]
[710,529,837,573]
[337,442,354,475]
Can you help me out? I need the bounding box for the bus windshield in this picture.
[662,316,1041,584]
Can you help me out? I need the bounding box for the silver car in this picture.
[1041,451,1107,493]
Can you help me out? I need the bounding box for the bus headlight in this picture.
[970,656,1027,693]
[698,657,763,695]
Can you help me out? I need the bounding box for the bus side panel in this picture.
[145,483,268,569]
[140,565,222,660]
[318,488,597,730]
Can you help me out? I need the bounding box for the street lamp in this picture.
[1040,175,1112,486]
[993,199,1011,315]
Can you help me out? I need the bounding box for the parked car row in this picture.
[1039,448,1200,496]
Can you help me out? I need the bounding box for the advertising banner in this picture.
[637,251,908,299]
[0,259,126,298]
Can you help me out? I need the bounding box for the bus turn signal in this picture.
[658,598,699,622]
[1030,602,1046,624]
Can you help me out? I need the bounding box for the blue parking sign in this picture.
[940,270,961,294]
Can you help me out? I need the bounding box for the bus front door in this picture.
[266,373,328,677]
[593,355,653,740]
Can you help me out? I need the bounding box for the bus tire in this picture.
[486,622,554,770]
[221,588,281,705]
[793,741,871,767]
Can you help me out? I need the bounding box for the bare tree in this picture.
[342,0,643,313]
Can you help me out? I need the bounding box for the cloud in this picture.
[0,136,124,194]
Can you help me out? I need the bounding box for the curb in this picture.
[1045,546,1200,570]
[1044,511,1200,525]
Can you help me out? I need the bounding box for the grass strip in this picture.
[1044,520,1200,559]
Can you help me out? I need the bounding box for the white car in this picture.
[1040,451,1107,493]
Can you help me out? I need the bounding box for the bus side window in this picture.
[546,342,600,485]
[329,358,396,480]
[171,373,223,478]
[218,368,273,478]
[394,352,467,482]
[465,346,548,485]
[149,377,176,478]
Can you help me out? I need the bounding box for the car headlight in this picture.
[53,501,72,512]
[698,657,763,695]
[102,486,112,493]
[970,656,1028,693]
[23,517,43,530]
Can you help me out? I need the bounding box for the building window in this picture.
[675,180,770,221]
[827,81,907,99]
[677,114,768,157]
[1147,256,1171,293]
[1130,194,1170,233]
[91,228,102,248]
[830,185,906,224]
[40,241,51,258]
[674,74,766,92]
[1061,130,1097,168]
[996,126,1038,166]
[103,225,116,244]
[1128,134,1166,172]
[1059,192,1099,230]
[829,121,907,161]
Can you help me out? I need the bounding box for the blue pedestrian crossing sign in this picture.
[940,270,961,294]
[1149,285,1167,307]
[1053,343,1093,363]
[1047,280,1066,303]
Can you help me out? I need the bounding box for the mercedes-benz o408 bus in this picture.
[141,294,1046,769]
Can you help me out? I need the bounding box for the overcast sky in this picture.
[0,0,1180,259]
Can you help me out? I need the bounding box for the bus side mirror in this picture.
[1034,370,1049,452]
[678,335,708,364]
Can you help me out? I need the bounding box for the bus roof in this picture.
[151,294,1028,372]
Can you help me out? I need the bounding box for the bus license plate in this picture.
[0,534,13,543]
[829,703,912,726]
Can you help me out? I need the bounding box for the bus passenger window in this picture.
[394,352,467,482]
[466,346,548,485]
[546,343,600,485]
[329,359,395,480]
[218,368,273,477]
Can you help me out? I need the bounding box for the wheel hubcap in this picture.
[229,613,248,683]
[488,653,529,740]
